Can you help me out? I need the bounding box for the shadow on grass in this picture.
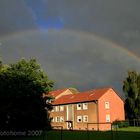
[112,131,140,140]
[43,130,140,140]
[0,130,140,140]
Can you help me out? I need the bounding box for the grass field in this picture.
[1,127,140,140]
[117,126,140,132]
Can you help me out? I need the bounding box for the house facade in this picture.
[47,88,125,130]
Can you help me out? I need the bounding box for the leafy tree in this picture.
[0,59,53,130]
[123,71,140,120]
[0,58,3,69]
[69,88,79,94]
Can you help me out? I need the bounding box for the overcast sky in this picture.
[0,0,140,96]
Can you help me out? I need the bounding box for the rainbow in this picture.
[0,28,140,62]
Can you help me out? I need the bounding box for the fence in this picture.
[0,121,140,140]
[44,121,140,140]
[44,123,113,140]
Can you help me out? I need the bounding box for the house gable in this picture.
[98,88,125,123]
[48,88,75,99]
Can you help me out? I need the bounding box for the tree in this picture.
[0,59,54,130]
[123,71,140,120]
[0,58,3,69]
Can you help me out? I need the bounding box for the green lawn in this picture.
[117,126,140,132]
[1,127,140,140]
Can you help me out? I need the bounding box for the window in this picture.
[83,115,88,122]
[51,117,55,122]
[77,104,82,110]
[60,106,64,111]
[106,114,110,122]
[83,103,88,110]
[55,106,59,112]
[77,116,82,122]
[105,102,110,109]
[60,116,64,122]
[56,116,60,122]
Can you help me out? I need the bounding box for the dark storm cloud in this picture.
[0,0,36,36]
[46,0,140,55]
[1,0,140,55]
[0,0,140,96]
[1,30,140,96]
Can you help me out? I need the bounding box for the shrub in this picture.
[112,120,129,128]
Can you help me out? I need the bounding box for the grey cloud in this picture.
[1,0,140,96]
[0,0,36,36]
[0,0,140,55]
[46,0,140,56]
[1,30,140,96]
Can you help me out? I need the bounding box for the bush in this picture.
[112,120,129,128]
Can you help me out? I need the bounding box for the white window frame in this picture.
[60,106,64,111]
[52,117,55,122]
[77,116,82,122]
[55,106,59,112]
[106,114,110,122]
[83,103,88,110]
[83,115,88,122]
[56,116,60,122]
[60,116,64,122]
[105,102,110,109]
[77,103,82,110]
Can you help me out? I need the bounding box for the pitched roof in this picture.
[48,89,68,97]
[52,88,110,105]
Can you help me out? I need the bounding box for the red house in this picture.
[47,87,125,130]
